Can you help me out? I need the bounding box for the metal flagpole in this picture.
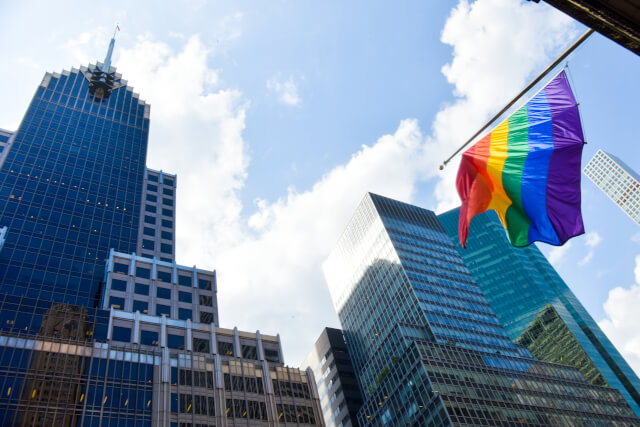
[439,28,594,170]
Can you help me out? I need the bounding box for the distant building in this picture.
[303,327,362,427]
[439,207,640,415]
[584,149,640,225]
[323,193,638,425]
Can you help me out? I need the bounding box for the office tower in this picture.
[0,128,12,165]
[0,37,322,425]
[303,327,362,427]
[439,207,640,415]
[584,149,640,226]
[324,193,638,425]
[137,168,177,263]
[0,47,149,307]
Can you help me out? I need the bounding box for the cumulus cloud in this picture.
[598,255,640,376]
[547,241,573,265]
[267,75,302,106]
[579,231,602,266]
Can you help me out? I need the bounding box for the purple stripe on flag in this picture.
[544,71,585,244]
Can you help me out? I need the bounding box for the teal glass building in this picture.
[324,193,638,425]
[439,207,640,416]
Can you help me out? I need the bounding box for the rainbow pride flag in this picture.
[456,70,585,248]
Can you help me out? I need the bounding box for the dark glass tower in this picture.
[0,49,149,307]
[439,207,640,416]
[303,327,363,426]
[0,38,323,426]
[324,193,638,425]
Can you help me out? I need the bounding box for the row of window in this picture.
[143,215,172,228]
[147,174,174,186]
[112,263,212,290]
[142,226,172,240]
[144,204,173,217]
[146,182,174,196]
[145,193,174,206]
[109,297,202,321]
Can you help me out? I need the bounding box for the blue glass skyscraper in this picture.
[324,193,638,425]
[0,37,323,426]
[439,207,640,416]
[0,48,149,307]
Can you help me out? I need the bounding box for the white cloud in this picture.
[548,241,573,265]
[598,255,640,376]
[267,75,302,106]
[579,231,602,266]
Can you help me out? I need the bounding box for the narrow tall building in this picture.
[324,193,638,425]
[303,327,363,427]
[0,36,322,425]
[584,149,640,226]
[439,207,640,415]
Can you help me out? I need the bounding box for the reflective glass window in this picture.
[200,311,214,324]
[162,208,173,217]
[144,215,156,224]
[193,338,210,353]
[141,330,159,346]
[157,287,171,299]
[143,227,155,236]
[133,300,148,314]
[113,262,129,275]
[157,270,172,282]
[162,219,173,228]
[179,291,192,303]
[142,239,155,250]
[136,266,151,279]
[218,341,234,356]
[168,334,184,350]
[198,279,212,290]
[135,283,149,295]
[112,326,131,342]
[109,296,125,309]
[156,304,171,317]
[111,279,127,292]
[178,275,191,287]
[145,204,157,213]
[147,184,158,192]
[178,308,192,321]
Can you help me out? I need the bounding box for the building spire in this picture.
[102,24,119,73]
[89,25,120,101]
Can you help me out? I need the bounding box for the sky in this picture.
[1,0,640,371]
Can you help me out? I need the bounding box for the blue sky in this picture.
[1,0,639,369]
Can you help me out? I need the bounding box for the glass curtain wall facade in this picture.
[584,149,640,225]
[0,65,149,307]
[439,208,640,416]
[323,193,639,425]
